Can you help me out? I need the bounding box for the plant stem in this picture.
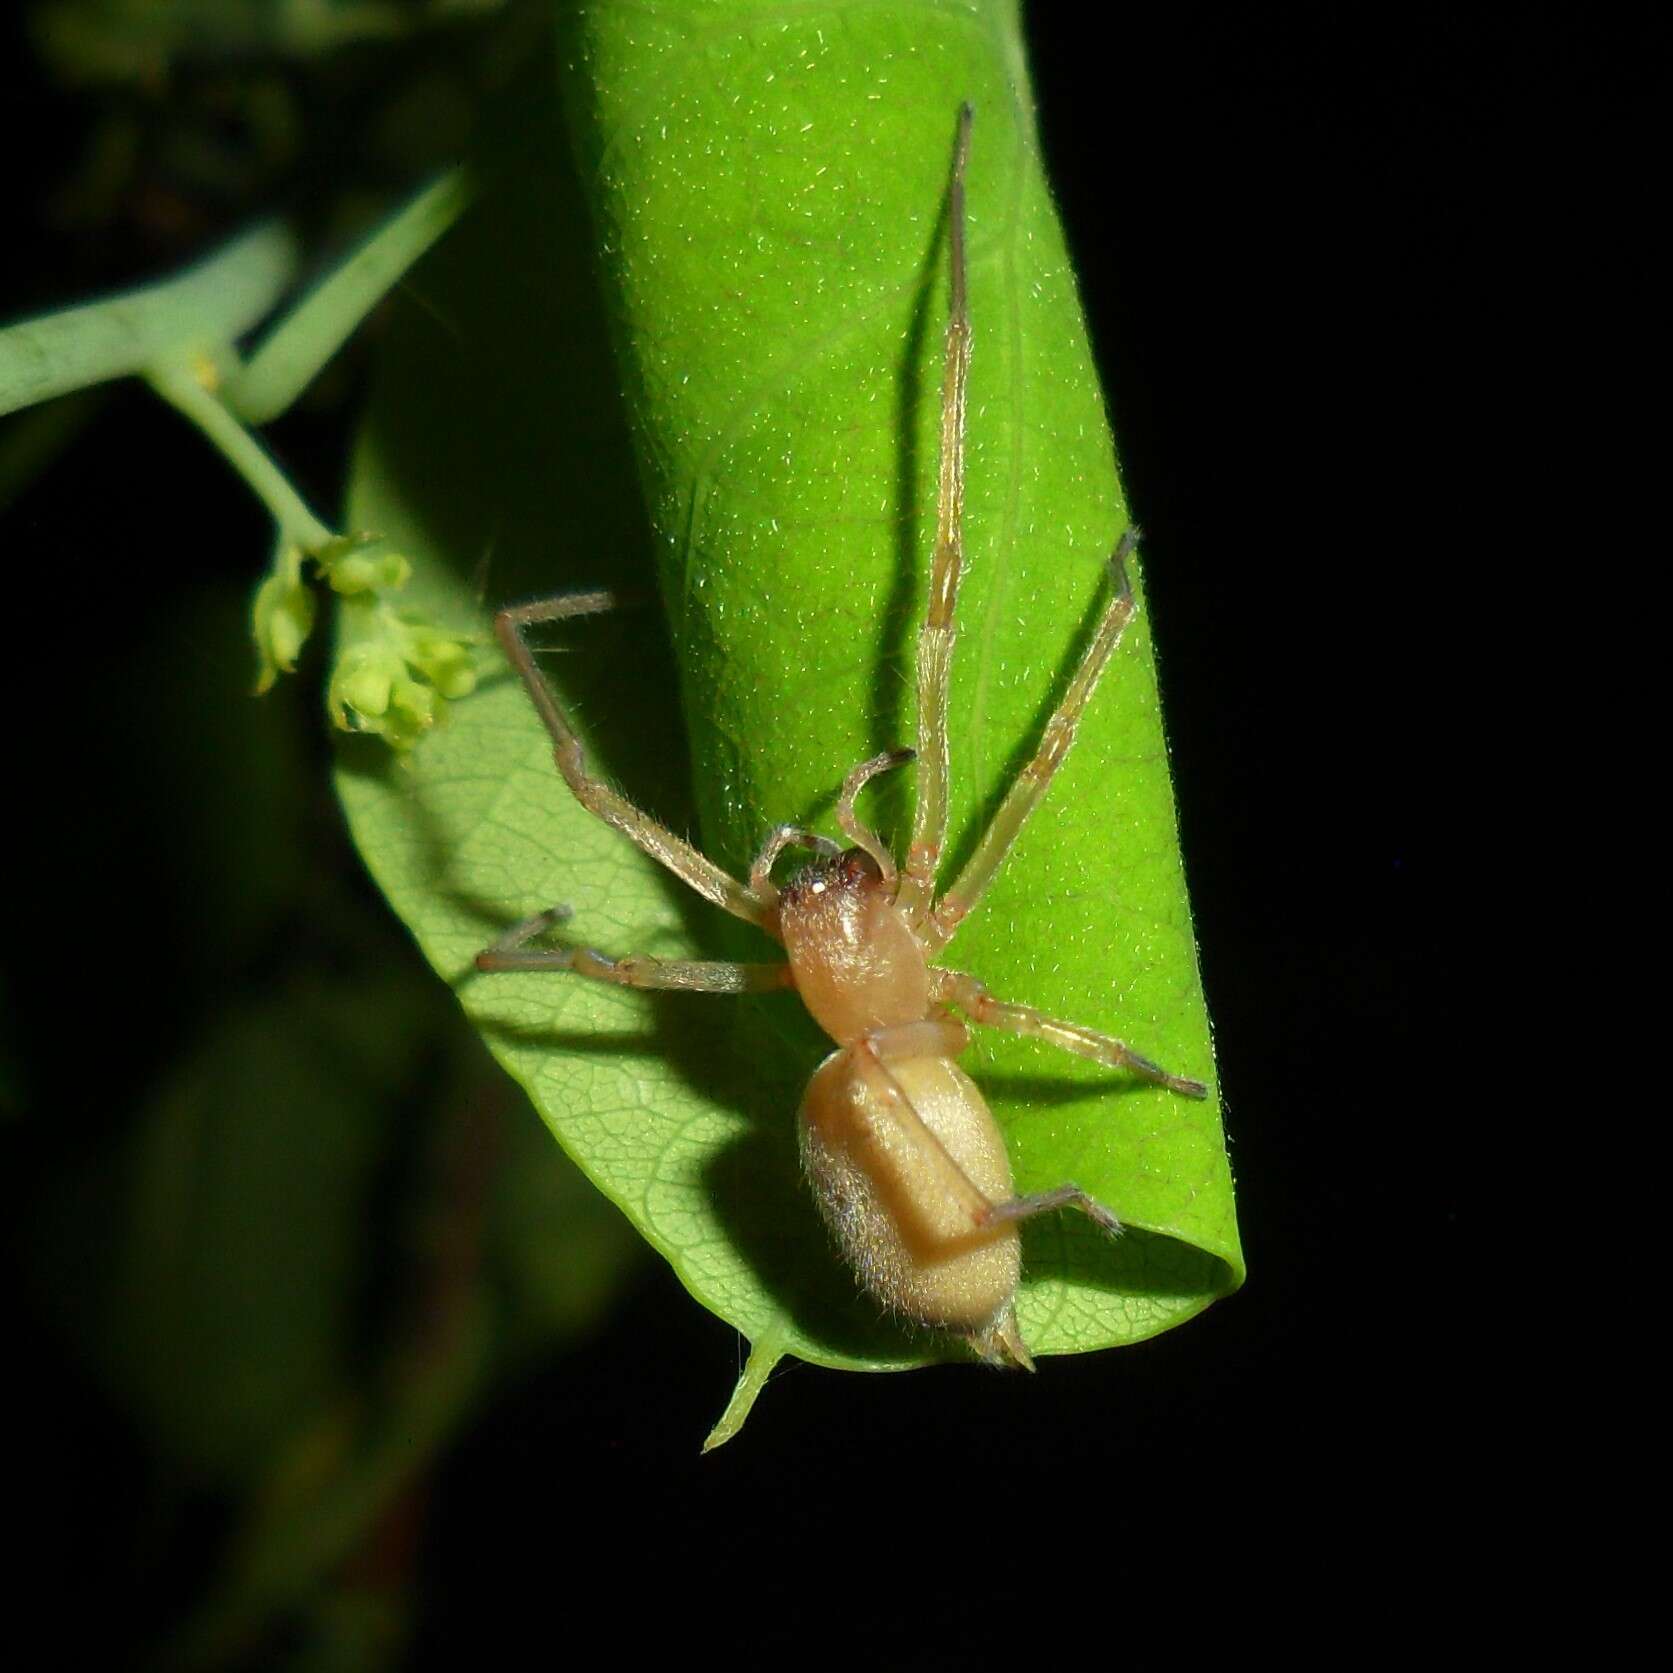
[232,167,474,426]
[148,358,335,552]
[0,223,298,419]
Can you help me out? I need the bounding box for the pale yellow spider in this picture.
[477,106,1204,1367]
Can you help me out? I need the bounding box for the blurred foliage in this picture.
[24,0,531,285]
[31,0,508,85]
[5,6,644,1666]
[12,576,640,1666]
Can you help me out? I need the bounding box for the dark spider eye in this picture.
[838,847,884,886]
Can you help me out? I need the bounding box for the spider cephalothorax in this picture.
[776,847,931,1044]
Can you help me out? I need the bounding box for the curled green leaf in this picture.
[337,1,1241,1436]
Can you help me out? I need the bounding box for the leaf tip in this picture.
[701,1321,791,1453]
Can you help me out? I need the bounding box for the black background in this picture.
[1,3,1637,1663]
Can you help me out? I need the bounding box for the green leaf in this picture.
[338,2,1241,1400]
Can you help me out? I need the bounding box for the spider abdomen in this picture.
[799,1046,1029,1366]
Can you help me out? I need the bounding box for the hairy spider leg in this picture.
[475,904,790,991]
[749,825,841,905]
[837,748,916,886]
[852,1025,1145,1229]
[846,1026,994,1204]
[929,966,1207,1098]
[896,102,975,925]
[980,1184,1122,1234]
[920,532,1143,954]
[492,591,774,930]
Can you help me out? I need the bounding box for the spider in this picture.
[475,105,1206,1368]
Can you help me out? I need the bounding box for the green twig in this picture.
[231,167,475,425]
[147,358,334,552]
[0,223,298,418]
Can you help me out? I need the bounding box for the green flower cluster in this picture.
[329,602,478,750]
[250,532,476,748]
[251,540,314,694]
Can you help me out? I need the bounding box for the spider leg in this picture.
[896,104,975,925]
[494,591,772,930]
[979,1184,1122,1236]
[480,903,576,954]
[475,906,791,992]
[855,1029,1131,1240]
[748,824,840,906]
[930,966,1208,1097]
[836,748,915,886]
[846,1028,1000,1234]
[920,535,1141,954]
